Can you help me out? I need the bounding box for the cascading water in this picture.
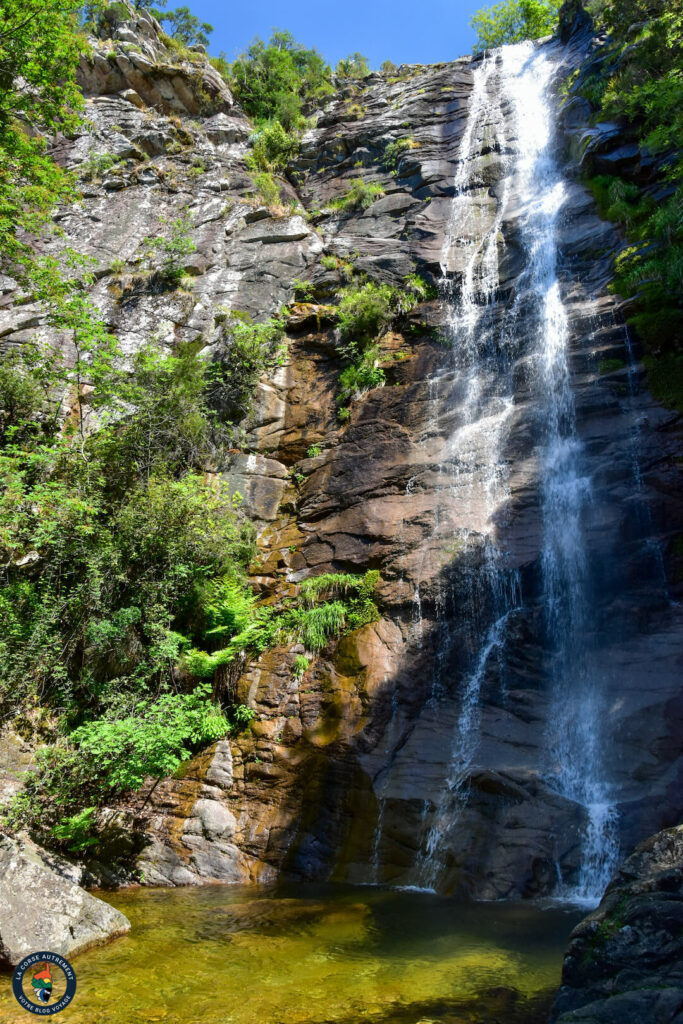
[500,41,619,902]
[405,41,620,901]
[409,52,524,890]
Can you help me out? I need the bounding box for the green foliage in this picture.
[251,170,281,207]
[7,685,230,842]
[145,212,197,286]
[337,281,399,343]
[208,311,287,422]
[338,356,386,404]
[228,30,333,130]
[79,151,121,181]
[286,602,347,651]
[576,4,683,365]
[0,0,90,278]
[292,654,310,678]
[336,52,371,79]
[381,60,398,75]
[51,808,98,853]
[643,353,683,413]
[299,570,379,606]
[159,5,213,47]
[383,137,419,171]
[292,278,314,301]
[248,120,300,174]
[337,406,351,423]
[329,180,385,213]
[0,337,258,718]
[599,357,625,374]
[306,444,322,458]
[470,0,561,48]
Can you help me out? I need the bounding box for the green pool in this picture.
[0,884,582,1024]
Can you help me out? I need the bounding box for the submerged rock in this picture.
[550,825,683,1023]
[0,835,130,965]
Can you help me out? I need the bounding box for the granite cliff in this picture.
[1,1,681,904]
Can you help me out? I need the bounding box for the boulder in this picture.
[550,825,683,1023]
[0,835,130,966]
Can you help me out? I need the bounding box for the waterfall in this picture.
[499,41,619,902]
[404,41,620,901]
[409,51,523,890]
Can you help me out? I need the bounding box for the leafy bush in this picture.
[329,180,385,213]
[292,654,310,678]
[574,2,683,369]
[251,170,281,207]
[336,52,371,79]
[292,278,314,301]
[470,0,561,48]
[7,685,231,842]
[383,137,419,171]
[145,213,196,286]
[228,30,333,130]
[80,152,120,181]
[208,311,287,421]
[248,119,300,173]
[306,443,322,458]
[338,356,386,404]
[337,281,397,342]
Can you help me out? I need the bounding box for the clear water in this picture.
[0,885,582,1024]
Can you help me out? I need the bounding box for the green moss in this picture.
[599,357,626,374]
[643,353,683,413]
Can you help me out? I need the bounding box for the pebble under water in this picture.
[0,884,582,1024]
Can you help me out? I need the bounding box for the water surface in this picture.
[0,884,582,1024]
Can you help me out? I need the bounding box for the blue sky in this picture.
[167,0,484,68]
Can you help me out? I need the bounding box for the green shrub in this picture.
[338,356,386,403]
[337,281,396,342]
[574,5,683,361]
[145,212,196,286]
[208,311,287,421]
[383,137,419,171]
[292,278,314,301]
[329,179,385,213]
[248,119,300,173]
[599,357,625,374]
[228,30,333,130]
[306,443,322,458]
[251,170,281,207]
[470,0,562,49]
[292,654,310,678]
[80,152,120,181]
[336,52,371,79]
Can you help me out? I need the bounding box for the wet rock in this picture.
[0,835,130,965]
[550,825,683,1023]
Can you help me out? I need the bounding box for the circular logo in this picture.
[12,952,76,1015]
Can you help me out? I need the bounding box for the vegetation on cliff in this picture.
[570,0,683,406]
[470,0,562,48]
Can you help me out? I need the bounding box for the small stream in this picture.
[0,885,582,1024]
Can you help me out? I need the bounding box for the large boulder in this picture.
[0,835,130,966]
[550,825,683,1023]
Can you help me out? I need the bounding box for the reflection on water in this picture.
[0,884,582,1024]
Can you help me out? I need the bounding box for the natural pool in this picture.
[0,884,583,1024]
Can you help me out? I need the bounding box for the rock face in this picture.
[0,835,130,965]
[550,825,683,1023]
[2,4,682,901]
